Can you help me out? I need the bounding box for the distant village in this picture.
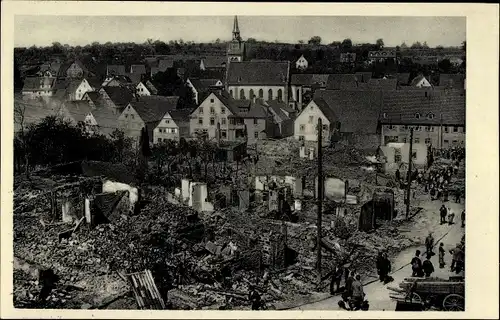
[14,16,465,152]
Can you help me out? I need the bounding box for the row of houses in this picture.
[16,83,465,152]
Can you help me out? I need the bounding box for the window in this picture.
[296,89,300,100]
[444,139,449,144]
[198,118,203,125]
[253,119,258,125]
[210,117,215,126]
[210,98,214,103]
[299,125,305,132]
[298,136,305,141]
[165,119,170,124]
[444,126,449,133]
[221,107,226,114]
[199,107,204,114]
[259,89,264,98]
[427,113,435,120]
[425,138,432,144]
[230,118,235,125]
[268,89,273,100]
[415,112,421,119]
[254,132,259,138]
[125,114,128,118]
[415,126,421,131]
[412,151,417,159]
[425,126,432,132]
[220,118,226,125]
[453,140,458,144]
[131,114,135,119]
[322,125,328,130]
[414,138,420,143]
[277,89,283,102]
[221,130,227,138]
[210,107,215,114]
[403,138,407,143]
[308,116,314,124]
[240,89,245,100]
[453,126,458,132]
[250,89,255,99]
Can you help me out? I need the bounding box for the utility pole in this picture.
[317,118,323,282]
[406,128,414,219]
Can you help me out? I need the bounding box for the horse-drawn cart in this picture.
[389,276,465,311]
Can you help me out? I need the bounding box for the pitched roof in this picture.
[169,108,194,123]
[206,91,249,116]
[362,78,398,90]
[268,102,290,122]
[158,59,174,72]
[326,74,360,90]
[409,74,431,86]
[311,97,338,123]
[355,72,373,83]
[145,80,158,95]
[238,100,269,119]
[314,90,383,133]
[380,90,465,126]
[227,61,290,85]
[130,64,146,74]
[63,100,93,123]
[201,56,227,68]
[107,65,126,76]
[22,77,57,91]
[57,59,91,78]
[189,78,222,92]
[101,86,135,109]
[129,96,180,123]
[84,91,101,102]
[290,74,313,85]
[127,72,143,85]
[439,73,465,89]
[14,100,61,132]
[91,106,120,136]
[86,77,102,90]
[396,73,411,85]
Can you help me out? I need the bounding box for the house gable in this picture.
[136,82,151,96]
[296,100,331,127]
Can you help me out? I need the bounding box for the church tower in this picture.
[227,16,245,64]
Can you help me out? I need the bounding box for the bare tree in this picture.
[14,102,31,178]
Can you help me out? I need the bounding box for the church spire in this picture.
[232,16,241,41]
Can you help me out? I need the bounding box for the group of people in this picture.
[410,232,466,278]
[439,204,465,227]
[327,265,367,311]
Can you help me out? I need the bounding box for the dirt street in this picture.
[293,193,465,311]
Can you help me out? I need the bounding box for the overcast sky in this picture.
[14,15,466,48]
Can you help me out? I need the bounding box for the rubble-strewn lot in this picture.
[13,141,439,310]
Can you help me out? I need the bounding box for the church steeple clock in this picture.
[227,16,245,64]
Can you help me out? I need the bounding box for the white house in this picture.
[68,78,99,101]
[410,75,433,88]
[295,55,308,70]
[294,98,339,143]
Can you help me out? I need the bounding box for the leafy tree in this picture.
[308,36,322,46]
[376,38,384,49]
[400,42,408,49]
[14,59,23,92]
[341,38,353,50]
[422,41,429,49]
[438,59,452,73]
[411,41,422,49]
[247,38,258,44]
[298,40,305,45]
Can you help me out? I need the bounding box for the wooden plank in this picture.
[146,270,165,309]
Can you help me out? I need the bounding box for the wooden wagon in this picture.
[389,276,465,311]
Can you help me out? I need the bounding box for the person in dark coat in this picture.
[411,250,423,277]
[249,285,262,310]
[379,253,392,283]
[343,271,355,300]
[461,210,465,228]
[422,254,435,277]
[329,265,344,294]
[395,169,401,181]
[439,242,446,268]
[440,205,448,224]
[425,232,435,255]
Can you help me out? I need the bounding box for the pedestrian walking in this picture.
[461,210,465,228]
[376,252,384,282]
[437,187,443,201]
[440,205,448,224]
[249,285,262,310]
[438,243,446,268]
[395,168,400,181]
[448,207,455,225]
[422,254,435,277]
[411,250,423,277]
[425,232,435,255]
[454,188,461,203]
[450,243,464,273]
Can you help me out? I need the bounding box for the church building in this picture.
[227,16,246,64]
